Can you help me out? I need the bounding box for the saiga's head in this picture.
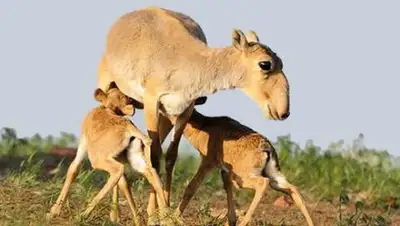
[94,82,136,116]
[233,29,290,121]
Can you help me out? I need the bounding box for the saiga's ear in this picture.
[94,88,107,103]
[245,30,259,43]
[194,96,207,105]
[232,28,249,51]
[121,105,135,116]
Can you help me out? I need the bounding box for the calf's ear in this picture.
[94,88,107,103]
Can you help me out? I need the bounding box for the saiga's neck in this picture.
[181,46,246,100]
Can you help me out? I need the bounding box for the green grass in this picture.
[0,127,399,225]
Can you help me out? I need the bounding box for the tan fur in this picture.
[98,6,291,216]
[172,109,314,226]
[46,83,169,225]
[100,6,289,119]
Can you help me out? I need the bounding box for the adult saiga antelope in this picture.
[98,6,291,219]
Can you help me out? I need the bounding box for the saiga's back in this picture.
[105,6,208,88]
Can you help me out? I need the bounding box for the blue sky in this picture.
[1,1,399,156]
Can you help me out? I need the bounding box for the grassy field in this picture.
[0,127,400,226]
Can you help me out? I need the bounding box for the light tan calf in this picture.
[173,109,314,226]
[46,83,166,225]
[98,6,291,216]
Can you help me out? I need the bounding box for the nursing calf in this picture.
[173,109,314,226]
[47,82,167,225]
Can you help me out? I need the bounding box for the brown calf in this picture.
[173,109,314,226]
[47,83,167,225]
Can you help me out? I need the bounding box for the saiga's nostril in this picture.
[280,112,290,120]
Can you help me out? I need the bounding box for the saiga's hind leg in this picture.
[80,158,124,218]
[97,56,114,92]
[143,108,173,219]
[164,103,195,206]
[235,176,268,226]
[269,175,315,226]
[266,152,315,226]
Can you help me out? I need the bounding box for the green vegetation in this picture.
[0,127,399,225]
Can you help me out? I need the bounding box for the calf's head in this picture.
[94,82,136,116]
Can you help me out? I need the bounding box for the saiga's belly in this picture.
[114,77,192,116]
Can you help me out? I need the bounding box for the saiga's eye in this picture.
[258,61,272,72]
